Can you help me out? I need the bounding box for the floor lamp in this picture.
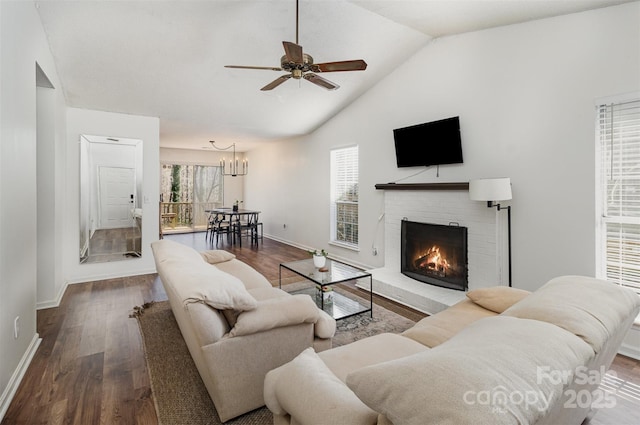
[469,178,513,287]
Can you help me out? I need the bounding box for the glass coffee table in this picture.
[279,258,372,320]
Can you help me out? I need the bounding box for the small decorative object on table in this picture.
[308,249,328,268]
[233,199,243,212]
[315,284,334,303]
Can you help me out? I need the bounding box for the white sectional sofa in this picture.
[151,239,336,422]
[264,276,640,425]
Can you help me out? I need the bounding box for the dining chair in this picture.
[214,217,233,245]
[255,219,263,243]
[206,212,232,246]
[233,212,260,247]
[205,212,216,242]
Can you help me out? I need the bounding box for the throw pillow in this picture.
[200,249,236,264]
[466,286,530,313]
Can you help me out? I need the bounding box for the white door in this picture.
[99,167,135,229]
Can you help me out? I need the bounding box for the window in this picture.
[330,146,359,249]
[160,164,223,230]
[597,97,640,292]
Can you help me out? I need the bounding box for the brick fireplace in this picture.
[363,184,508,314]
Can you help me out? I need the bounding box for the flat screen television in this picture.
[393,116,463,167]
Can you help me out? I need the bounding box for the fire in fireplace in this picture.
[401,220,468,291]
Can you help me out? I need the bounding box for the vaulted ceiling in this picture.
[35,0,633,151]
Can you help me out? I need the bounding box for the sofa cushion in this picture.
[319,333,429,382]
[214,259,272,290]
[184,301,230,346]
[264,348,378,424]
[227,294,319,337]
[402,299,496,348]
[160,258,258,312]
[151,239,205,264]
[247,286,290,301]
[503,275,640,353]
[466,286,530,313]
[222,287,291,327]
[346,316,594,425]
[201,249,236,264]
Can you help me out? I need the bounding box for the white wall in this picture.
[36,86,57,307]
[159,147,245,206]
[65,108,160,283]
[244,134,327,253]
[0,1,67,418]
[247,3,640,292]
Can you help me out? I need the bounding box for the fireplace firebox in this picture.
[401,220,468,291]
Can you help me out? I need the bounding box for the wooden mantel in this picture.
[375,182,469,191]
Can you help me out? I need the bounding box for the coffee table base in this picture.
[279,258,373,321]
[289,286,371,320]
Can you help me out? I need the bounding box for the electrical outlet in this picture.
[14,316,19,339]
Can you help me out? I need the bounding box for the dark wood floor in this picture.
[2,233,639,424]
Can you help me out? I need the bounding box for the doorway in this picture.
[98,166,136,229]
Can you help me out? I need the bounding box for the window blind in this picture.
[599,99,640,291]
[330,146,359,247]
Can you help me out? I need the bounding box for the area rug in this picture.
[278,280,416,347]
[133,297,416,425]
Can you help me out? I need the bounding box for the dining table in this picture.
[205,208,261,247]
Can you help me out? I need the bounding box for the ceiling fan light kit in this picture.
[225,0,367,91]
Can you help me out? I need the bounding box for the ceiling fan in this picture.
[225,0,367,91]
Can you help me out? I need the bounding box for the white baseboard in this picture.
[39,267,157,310]
[0,334,42,422]
[619,343,640,360]
[37,281,69,310]
[66,267,157,285]
[263,234,308,251]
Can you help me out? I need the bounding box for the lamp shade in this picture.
[469,178,512,201]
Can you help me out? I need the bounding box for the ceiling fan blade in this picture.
[225,65,283,71]
[311,60,368,73]
[261,74,292,91]
[303,73,340,91]
[282,41,304,64]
